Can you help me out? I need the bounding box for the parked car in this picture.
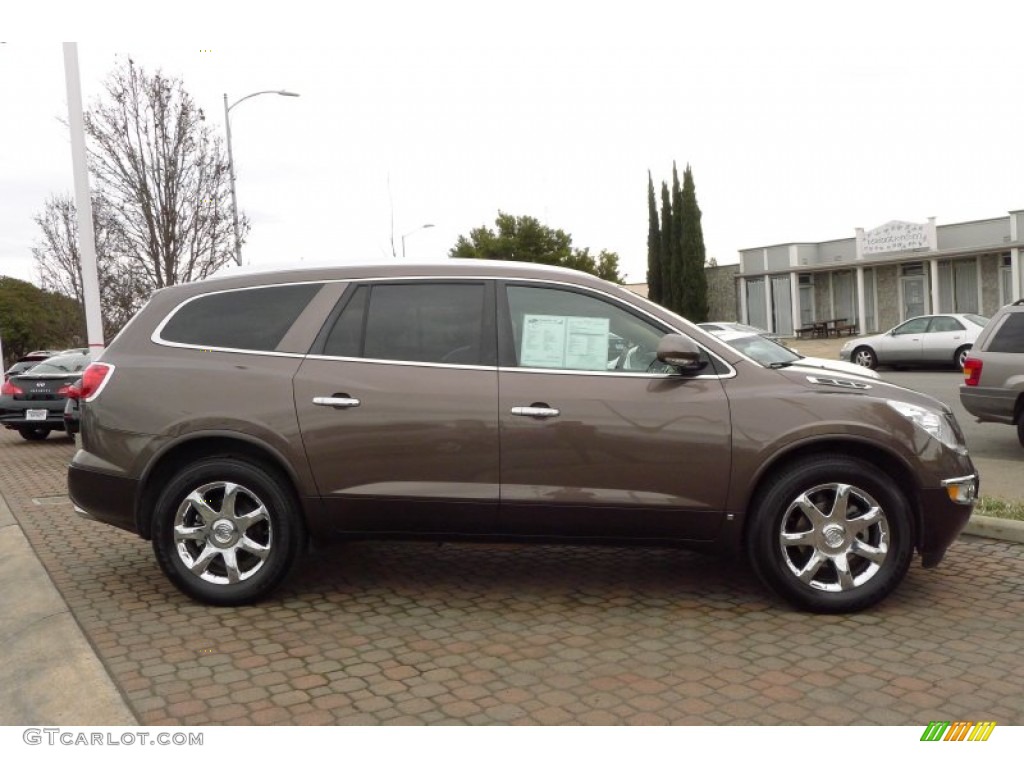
[68,261,977,613]
[714,330,879,380]
[839,314,988,370]
[0,351,96,440]
[960,300,1024,447]
[699,321,786,344]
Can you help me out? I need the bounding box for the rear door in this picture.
[293,280,500,534]
[921,315,967,363]
[496,281,732,540]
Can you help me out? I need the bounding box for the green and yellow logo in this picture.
[920,721,996,742]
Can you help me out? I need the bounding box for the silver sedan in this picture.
[839,313,988,370]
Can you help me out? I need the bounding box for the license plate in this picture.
[26,409,47,421]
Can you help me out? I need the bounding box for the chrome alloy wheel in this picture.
[173,481,273,585]
[778,482,890,592]
[853,348,875,368]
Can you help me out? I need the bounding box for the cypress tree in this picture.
[669,163,684,315]
[679,164,709,322]
[659,181,673,311]
[646,172,662,304]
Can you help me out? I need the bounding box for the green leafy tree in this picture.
[646,172,662,304]
[679,164,709,322]
[449,212,623,283]
[0,277,84,366]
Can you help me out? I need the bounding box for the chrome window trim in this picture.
[149,274,737,378]
[303,354,496,372]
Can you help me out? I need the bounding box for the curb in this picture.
[963,514,1024,545]
[0,492,136,726]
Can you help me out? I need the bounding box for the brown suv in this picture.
[68,261,978,612]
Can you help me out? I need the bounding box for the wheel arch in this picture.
[740,438,922,552]
[136,433,308,540]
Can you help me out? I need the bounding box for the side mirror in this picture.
[656,334,707,373]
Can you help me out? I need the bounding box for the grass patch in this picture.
[974,496,1024,522]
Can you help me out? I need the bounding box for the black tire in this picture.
[1016,413,1024,449]
[954,345,971,370]
[151,458,303,606]
[747,455,913,613]
[851,346,877,370]
[18,427,51,441]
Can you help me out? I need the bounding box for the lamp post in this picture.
[401,223,435,259]
[223,90,300,266]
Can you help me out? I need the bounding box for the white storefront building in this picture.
[738,210,1024,336]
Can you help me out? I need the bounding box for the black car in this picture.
[0,351,95,440]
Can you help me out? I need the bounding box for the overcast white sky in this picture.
[3,1,1023,288]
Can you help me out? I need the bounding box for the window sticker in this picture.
[520,315,609,370]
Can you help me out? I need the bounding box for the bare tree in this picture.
[83,57,244,290]
[32,192,146,339]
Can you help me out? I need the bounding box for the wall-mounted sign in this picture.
[859,220,932,255]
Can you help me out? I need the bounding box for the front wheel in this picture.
[151,458,303,606]
[747,456,913,613]
[852,346,877,369]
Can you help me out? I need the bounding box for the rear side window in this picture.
[988,313,1024,353]
[160,283,323,351]
[319,282,490,365]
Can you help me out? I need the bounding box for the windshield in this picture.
[28,353,92,374]
[727,335,801,365]
[964,314,989,328]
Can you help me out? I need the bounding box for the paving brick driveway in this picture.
[2,429,1022,726]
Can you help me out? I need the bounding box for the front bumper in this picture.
[918,474,978,568]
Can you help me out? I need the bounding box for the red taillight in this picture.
[79,363,114,400]
[57,383,82,399]
[1,380,23,396]
[962,357,982,387]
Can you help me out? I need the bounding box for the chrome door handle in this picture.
[313,396,361,408]
[511,406,560,418]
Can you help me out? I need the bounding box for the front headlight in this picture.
[886,400,962,450]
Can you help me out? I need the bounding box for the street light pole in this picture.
[223,90,300,266]
[401,223,435,259]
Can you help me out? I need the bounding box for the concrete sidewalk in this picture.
[0,491,135,725]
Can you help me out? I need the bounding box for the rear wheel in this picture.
[953,345,971,370]
[18,427,50,441]
[852,346,877,369]
[1016,413,1024,448]
[747,455,913,613]
[151,458,303,606]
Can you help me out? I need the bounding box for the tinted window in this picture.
[27,353,92,374]
[989,313,1024,353]
[361,283,487,365]
[322,285,368,357]
[965,314,989,328]
[506,285,666,372]
[161,284,322,351]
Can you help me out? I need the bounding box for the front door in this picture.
[901,276,927,320]
[496,282,732,541]
[293,281,500,533]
